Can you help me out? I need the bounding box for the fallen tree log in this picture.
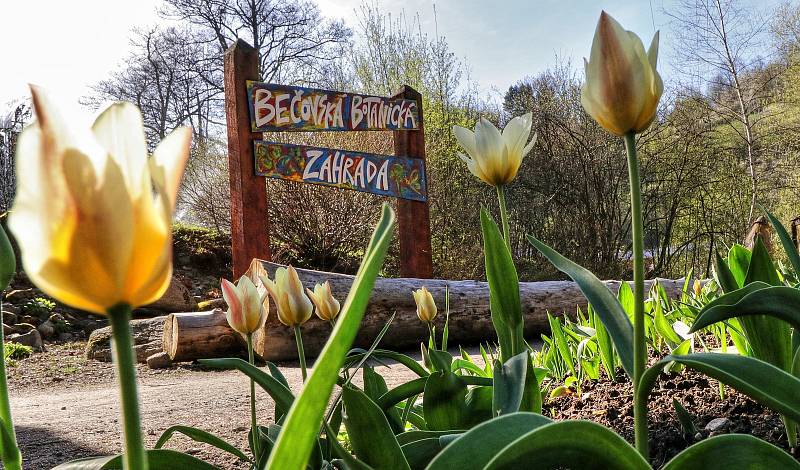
[162,309,244,362]
[246,259,694,362]
[85,316,166,363]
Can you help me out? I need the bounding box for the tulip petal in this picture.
[647,31,660,71]
[151,126,192,212]
[221,278,246,333]
[453,126,479,159]
[502,113,532,158]
[92,102,149,198]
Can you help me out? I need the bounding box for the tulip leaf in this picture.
[342,386,411,470]
[401,438,443,470]
[527,235,634,379]
[760,205,800,275]
[481,209,524,363]
[713,252,739,294]
[727,244,751,288]
[154,425,250,462]
[324,420,374,470]
[396,430,463,446]
[344,349,429,377]
[265,361,290,422]
[363,366,403,433]
[745,237,781,286]
[423,371,470,430]
[425,412,551,470]
[638,353,800,424]
[378,377,428,410]
[51,450,219,469]
[663,434,800,469]
[0,416,21,470]
[266,204,395,470]
[692,286,800,332]
[484,420,649,470]
[0,224,14,292]
[197,357,294,414]
[492,352,527,416]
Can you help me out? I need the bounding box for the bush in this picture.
[5,342,32,361]
[22,297,55,319]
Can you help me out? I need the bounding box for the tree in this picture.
[0,101,29,213]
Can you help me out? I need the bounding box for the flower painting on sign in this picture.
[254,141,427,201]
[247,82,420,132]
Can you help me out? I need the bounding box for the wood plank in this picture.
[224,39,271,277]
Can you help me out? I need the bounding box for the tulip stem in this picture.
[496,185,511,249]
[624,133,648,459]
[246,333,260,460]
[294,326,307,381]
[0,300,21,470]
[427,322,437,350]
[108,303,148,470]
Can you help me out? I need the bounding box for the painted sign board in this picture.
[247,81,420,132]
[254,140,427,202]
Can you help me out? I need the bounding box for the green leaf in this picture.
[547,313,575,377]
[692,286,800,332]
[654,303,682,346]
[423,372,470,431]
[344,350,429,378]
[342,386,410,470]
[428,349,453,373]
[266,204,395,470]
[638,353,800,424]
[198,357,294,414]
[727,244,751,288]
[266,361,290,422]
[662,434,800,469]
[378,377,429,411]
[745,237,782,286]
[760,205,800,275]
[0,416,21,470]
[401,438,443,470]
[481,209,524,362]
[363,366,403,434]
[154,425,250,462]
[672,398,698,437]
[52,450,219,469]
[323,421,374,470]
[617,282,634,317]
[397,430,462,446]
[0,224,14,292]
[593,307,616,381]
[492,352,527,416]
[714,252,739,293]
[425,412,551,470]
[484,420,649,470]
[527,235,634,379]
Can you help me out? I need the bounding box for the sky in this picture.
[0,0,787,111]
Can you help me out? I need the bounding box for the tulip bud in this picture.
[412,286,437,323]
[221,276,267,335]
[0,224,15,292]
[581,11,663,136]
[693,280,703,298]
[453,114,537,187]
[306,281,340,322]
[261,266,313,327]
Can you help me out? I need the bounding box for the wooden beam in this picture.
[224,39,271,277]
[392,85,433,279]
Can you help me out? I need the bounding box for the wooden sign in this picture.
[247,81,420,132]
[254,141,428,202]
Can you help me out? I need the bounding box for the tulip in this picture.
[0,224,21,470]
[306,281,340,323]
[8,86,191,315]
[261,266,312,380]
[260,266,313,327]
[453,114,536,188]
[693,280,703,298]
[8,86,191,470]
[0,224,14,292]
[220,276,267,335]
[413,286,437,323]
[581,11,663,137]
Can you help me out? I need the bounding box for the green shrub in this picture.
[5,342,33,361]
[22,297,55,319]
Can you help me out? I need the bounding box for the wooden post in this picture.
[393,86,433,279]
[224,39,271,277]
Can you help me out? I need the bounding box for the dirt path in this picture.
[10,345,450,469]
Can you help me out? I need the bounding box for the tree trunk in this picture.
[162,309,244,362]
[246,259,693,362]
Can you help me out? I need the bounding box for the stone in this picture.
[197,298,226,311]
[146,352,172,369]
[58,332,74,342]
[3,324,17,335]
[7,329,44,352]
[37,321,55,339]
[85,316,167,363]
[19,315,38,326]
[2,304,20,315]
[2,311,17,325]
[144,276,197,313]
[4,289,37,303]
[49,313,65,323]
[14,323,36,334]
[705,417,730,433]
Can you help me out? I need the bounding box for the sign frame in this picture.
[224,39,432,279]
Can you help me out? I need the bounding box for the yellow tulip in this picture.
[581,11,663,136]
[221,276,267,335]
[412,286,437,323]
[8,86,191,315]
[306,281,341,322]
[453,114,536,187]
[693,280,703,298]
[260,266,313,327]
